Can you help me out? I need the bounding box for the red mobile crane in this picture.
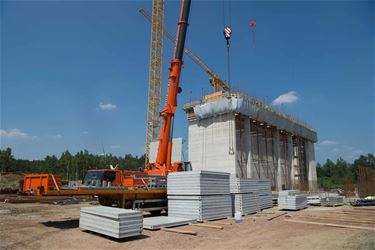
[23,0,192,212]
[146,0,192,176]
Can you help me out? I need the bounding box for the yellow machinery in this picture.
[145,0,165,167]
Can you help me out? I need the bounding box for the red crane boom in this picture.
[147,0,192,175]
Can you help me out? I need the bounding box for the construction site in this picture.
[1,0,374,249]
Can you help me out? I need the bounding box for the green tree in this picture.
[0,148,14,172]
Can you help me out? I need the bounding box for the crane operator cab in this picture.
[82,169,117,187]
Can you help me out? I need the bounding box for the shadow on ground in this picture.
[42,219,79,229]
[82,230,150,242]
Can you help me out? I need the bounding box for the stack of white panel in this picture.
[307,195,321,205]
[168,171,232,221]
[168,171,230,195]
[230,178,260,215]
[257,179,273,210]
[278,190,308,210]
[232,193,259,215]
[79,206,143,239]
[230,178,259,194]
[320,195,344,206]
[168,195,232,221]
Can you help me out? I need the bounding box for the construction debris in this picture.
[161,227,197,236]
[267,212,287,221]
[190,223,224,230]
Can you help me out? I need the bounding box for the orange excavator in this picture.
[22,0,192,213]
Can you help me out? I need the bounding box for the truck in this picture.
[22,0,192,214]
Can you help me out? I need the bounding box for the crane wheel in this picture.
[125,200,133,209]
[99,197,112,206]
[150,210,162,216]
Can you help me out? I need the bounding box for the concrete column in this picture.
[287,134,294,189]
[235,115,251,178]
[306,140,318,191]
[245,119,252,178]
[273,130,282,190]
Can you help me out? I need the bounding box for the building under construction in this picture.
[184,91,318,191]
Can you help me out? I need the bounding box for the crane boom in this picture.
[147,0,192,174]
[139,8,229,92]
[144,0,164,167]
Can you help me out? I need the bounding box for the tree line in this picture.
[317,154,374,189]
[0,148,145,180]
[0,147,374,187]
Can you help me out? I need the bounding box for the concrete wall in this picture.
[185,96,317,191]
[188,113,237,175]
[149,138,184,163]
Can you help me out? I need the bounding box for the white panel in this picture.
[149,137,184,163]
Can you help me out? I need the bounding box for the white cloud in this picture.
[320,140,338,146]
[271,91,298,106]
[82,131,89,134]
[353,149,363,155]
[331,148,339,153]
[0,128,36,140]
[53,134,63,139]
[110,145,121,149]
[99,102,116,111]
[328,143,365,161]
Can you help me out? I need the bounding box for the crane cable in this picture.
[223,1,234,155]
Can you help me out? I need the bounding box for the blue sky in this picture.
[1,0,374,164]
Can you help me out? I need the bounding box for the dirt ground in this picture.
[1,202,374,250]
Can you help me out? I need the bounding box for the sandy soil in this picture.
[1,202,374,250]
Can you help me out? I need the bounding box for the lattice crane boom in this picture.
[139,8,230,92]
[145,0,164,167]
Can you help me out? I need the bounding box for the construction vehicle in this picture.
[23,174,62,195]
[141,4,229,167]
[21,0,192,214]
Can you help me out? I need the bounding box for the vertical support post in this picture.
[245,119,252,178]
[273,129,282,191]
[287,134,294,189]
[306,140,318,191]
[120,195,126,208]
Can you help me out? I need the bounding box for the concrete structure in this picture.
[183,92,318,191]
[149,138,184,163]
